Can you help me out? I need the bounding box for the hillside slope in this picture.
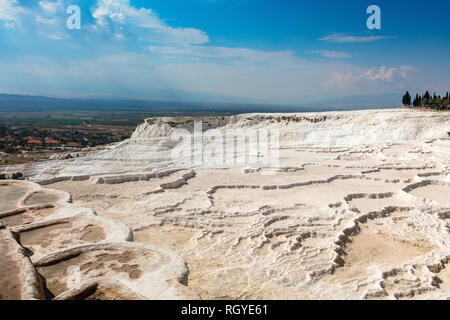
[2,109,449,180]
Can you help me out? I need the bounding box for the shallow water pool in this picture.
[0,186,27,212]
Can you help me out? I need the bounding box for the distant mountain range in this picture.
[0,93,401,114]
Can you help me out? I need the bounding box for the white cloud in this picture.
[39,0,62,14]
[36,15,58,25]
[0,0,66,38]
[0,0,209,44]
[325,66,413,88]
[319,33,395,43]
[325,72,355,89]
[0,0,24,21]
[38,31,63,40]
[148,45,308,69]
[309,50,353,59]
[92,0,209,44]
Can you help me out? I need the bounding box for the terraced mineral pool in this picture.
[69,283,144,300]
[0,185,27,212]
[37,249,144,297]
[24,192,59,206]
[0,207,57,227]
[20,222,73,249]
[0,211,28,227]
[410,184,450,206]
[20,222,106,255]
[0,234,21,300]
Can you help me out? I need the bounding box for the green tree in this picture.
[2,146,16,154]
[11,172,23,180]
[422,96,429,108]
[402,91,411,106]
[413,94,420,107]
[442,97,449,110]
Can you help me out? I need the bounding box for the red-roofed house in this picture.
[44,139,59,145]
[24,136,39,141]
[65,142,82,148]
[27,139,42,145]
[0,136,14,142]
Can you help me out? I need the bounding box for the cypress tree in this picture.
[413,94,420,107]
[402,91,411,106]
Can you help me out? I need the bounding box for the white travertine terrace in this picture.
[1,108,450,300]
[2,108,447,180]
[0,180,199,300]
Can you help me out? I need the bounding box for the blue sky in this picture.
[0,0,449,104]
